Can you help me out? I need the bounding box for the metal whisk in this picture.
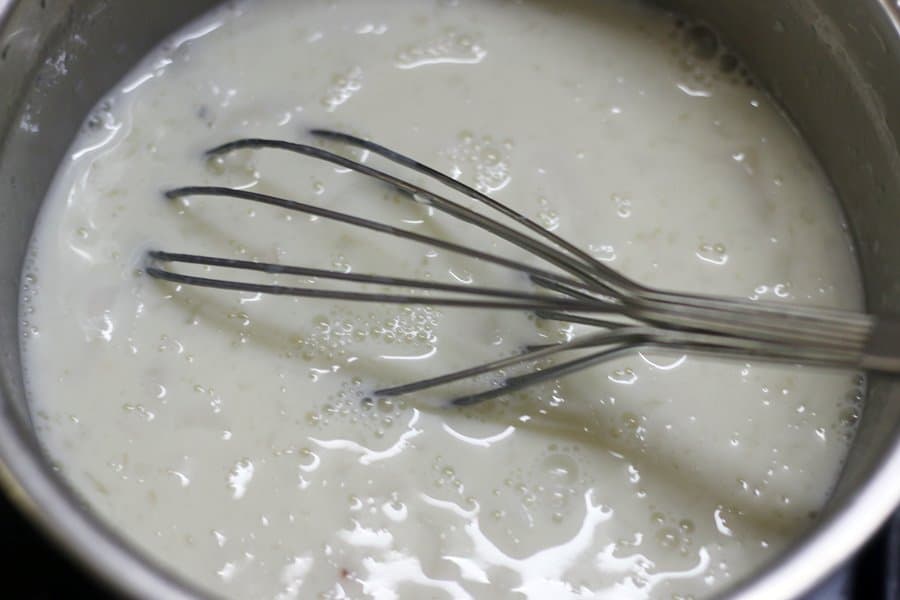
[146,130,900,405]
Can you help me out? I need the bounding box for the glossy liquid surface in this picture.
[22,1,864,598]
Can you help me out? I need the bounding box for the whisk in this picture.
[146,129,900,405]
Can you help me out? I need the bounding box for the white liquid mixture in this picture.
[21,0,865,598]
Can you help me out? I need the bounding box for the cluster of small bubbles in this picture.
[695,242,728,266]
[395,29,486,69]
[547,390,565,408]
[331,254,352,273]
[19,271,39,337]
[446,130,513,193]
[622,411,647,441]
[588,243,616,262]
[321,66,363,112]
[831,373,865,442]
[495,447,591,523]
[293,305,439,367]
[430,456,466,495]
[670,18,757,89]
[227,311,251,328]
[20,272,41,338]
[307,376,409,435]
[613,411,648,445]
[192,383,224,414]
[157,334,186,355]
[107,458,125,475]
[650,511,696,555]
[305,410,323,428]
[608,366,637,385]
[122,403,156,422]
[21,271,37,291]
[536,196,560,231]
[611,193,632,218]
[377,305,440,344]
[507,477,538,509]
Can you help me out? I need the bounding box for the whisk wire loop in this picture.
[147,130,900,405]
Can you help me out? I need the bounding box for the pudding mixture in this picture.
[21,0,865,598]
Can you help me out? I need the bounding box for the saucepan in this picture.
[0,1,899,598]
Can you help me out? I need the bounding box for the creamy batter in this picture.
[21,0,865,598]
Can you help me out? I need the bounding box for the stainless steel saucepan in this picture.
[1,1,899,598]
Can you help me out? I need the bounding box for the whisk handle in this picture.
[634,291,900,373]
[861,318,900,372]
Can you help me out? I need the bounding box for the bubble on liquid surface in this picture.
[395,29,486,69]
[541,453,579,486]
[446,131,513,193]
[321,66,363,111]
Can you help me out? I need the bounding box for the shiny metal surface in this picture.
[0,4,219,598]
[0,1,899,598]
[148,131,900,401]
